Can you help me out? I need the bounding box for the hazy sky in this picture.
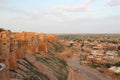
[0,0,120,33]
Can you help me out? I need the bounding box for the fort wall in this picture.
[0,29,58,80]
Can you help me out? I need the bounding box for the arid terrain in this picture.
[0,28,120,80]
[0,0,120,80]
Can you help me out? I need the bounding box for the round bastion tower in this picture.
[0,28,10,80]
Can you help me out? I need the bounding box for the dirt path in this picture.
[67,54,110,80]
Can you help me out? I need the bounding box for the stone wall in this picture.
[0,29,10,80]
[0,29,58,80]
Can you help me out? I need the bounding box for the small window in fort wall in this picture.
[14,40,16,42]
[3,43,6,45]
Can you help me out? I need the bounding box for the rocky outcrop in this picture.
[10,53,68,80]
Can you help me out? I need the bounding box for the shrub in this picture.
[105,63,111,68]
[113,62,120,67]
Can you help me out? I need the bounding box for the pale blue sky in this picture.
[0,0,120,33]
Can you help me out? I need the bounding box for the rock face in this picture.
[0,29,68,80]
[11,53,68,80]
